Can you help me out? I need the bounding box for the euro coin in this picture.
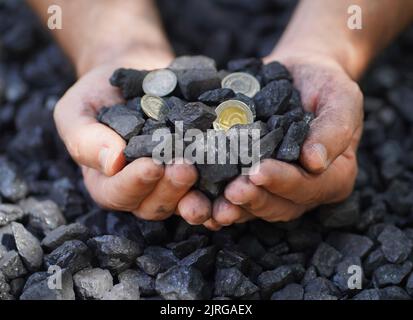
[213,100,254,131]
[141,95,167,121]
[221,72,261,98]
[142,69,177,97]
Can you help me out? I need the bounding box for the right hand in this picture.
[54,53,212,224]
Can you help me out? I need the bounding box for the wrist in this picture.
[76,41,175,77]
[267,36,367,81]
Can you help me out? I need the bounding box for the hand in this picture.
[210,54,363,227]
[54,52,212,224]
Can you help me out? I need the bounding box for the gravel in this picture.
[0,0,413,300]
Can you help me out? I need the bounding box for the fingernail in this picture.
[98,148,110,172]
[311,143,328,169]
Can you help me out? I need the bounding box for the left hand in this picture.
[207,53,363,229]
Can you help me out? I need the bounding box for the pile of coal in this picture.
[1,0,413,301]
[98,56,313,199]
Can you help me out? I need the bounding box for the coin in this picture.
[213,100,254,131]
[141,95,167,121]
[142,69,178,97]
[221,72,261,98]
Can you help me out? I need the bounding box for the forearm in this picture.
[27,0,173,75]
[269,0,413,79]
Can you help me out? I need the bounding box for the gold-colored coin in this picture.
[141,95,167,120]
[213,100,254,132]
[221,72,261,98]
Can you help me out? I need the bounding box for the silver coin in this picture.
[142,69,177,97]
[221,72,261,98]
[141,95,167,121]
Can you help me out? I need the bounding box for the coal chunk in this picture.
[167,235,207,259]
[311,242,342,278]
[175,69,221,101]
[118,269,155,297]
[9,277,25,297]
[332,256,363,293]
[252,128,283,160]
[88,235,142,273]
[318,192,360,228]
[198,88,235,105]
[98,105,145,140]
[377,224,413,263]
[271,283,304,300]
[136,220,168,245]
[379,286,410,300]
[0,250,27,280]
[155,265,209,300]
[287,228,322,251]
[73,268,113,300]
[364,248,386,276]
[406,272,413,296]
[141,118,168,135]
[352,289,381,300]
[196,136,240,184]
[257,265,295,298]
[227,57,263,75]
[167,101,216,131]
[41,223,91,252]
[214,267,259,298]
[109,68,147,99]
[124,134,168,162]
[180,246,217,274]
[102,280,140,300]
[276,121,309,162]
[44,240,92,274]
[260,61,292,84]
[254,80,292,119]
[105,212,144,244]
[20,269,75,300]
[216,248,250,274]
[0,158,28,202]
[238,235,266,260]
[303,292,338,300]
[76,209,107,237]
[136,246,178,276]
[19,197,66,234]
[11,222,43,271]
[169,55,217,71]
[304,277,340,298]
[373,261,413,287]
[0,272,12,300]
[326,232,373,258]
[0,204,25,227]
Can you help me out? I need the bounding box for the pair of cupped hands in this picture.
[54,50,363,230]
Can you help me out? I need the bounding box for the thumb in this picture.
[300,82,363,173]
[54,86,126,177]
[64,121,127,176]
